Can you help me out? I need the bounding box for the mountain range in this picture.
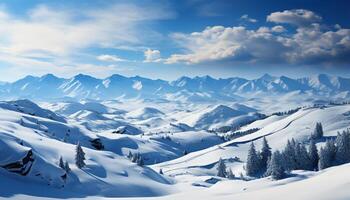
[1,73,350,101]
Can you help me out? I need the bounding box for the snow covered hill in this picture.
[179,104,261,130]
[0,89,349,199]
[142,163,350,200]
[153,104,350,187]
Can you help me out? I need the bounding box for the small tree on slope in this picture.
[246,142,261,176]
[64,161,71,173]
[260,137,272,170]
[267,151,285,180]
[59,156,65,170]
[308,139,319,171]
[75,142,86,169]
[217,158,227,178]
[311,122,323,140]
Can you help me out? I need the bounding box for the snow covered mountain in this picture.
[1,73,350,101]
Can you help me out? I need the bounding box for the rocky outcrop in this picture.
[1,150,34,176]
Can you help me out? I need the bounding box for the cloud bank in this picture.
[165,9,350,66]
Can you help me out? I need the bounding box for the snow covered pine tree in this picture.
[246,142,261,176]
[75,142,86,169]
[217,158,227,178]
[267,150,285,180]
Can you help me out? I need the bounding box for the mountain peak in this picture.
[259,73,275,81]
[40,73,61,81]
[73,74,99,81]
[195,75,215,81]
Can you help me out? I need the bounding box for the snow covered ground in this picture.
[0,94,349,199]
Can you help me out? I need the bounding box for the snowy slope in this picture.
[154,104,350,179]
[0,92,349,199]
[179,104,261,129]
[137,163,350,200]
[125,107,165,120]
[0,101,174,198]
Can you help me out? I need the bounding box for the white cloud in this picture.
[0,4,172,57]
[0,3,172,80]
[240,14,257,23]
[165,22,350,65]
[144,49,161,63]
[271,25,286,33]
[267,9,322,26]
[97,54,125,62]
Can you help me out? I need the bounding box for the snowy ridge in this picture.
[1,73,350,101]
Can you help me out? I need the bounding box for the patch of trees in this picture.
[127,151,144,166]
[328,101,350,106]
[244,123,350,180]
[271,107,301,116]
[214,113,266,134]
[58,156,71,174]
[216,158,235,180]
[224,128,260,141]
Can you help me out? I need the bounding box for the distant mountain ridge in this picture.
[1,73,350,101]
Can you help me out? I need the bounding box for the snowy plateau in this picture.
[0,73,350,200]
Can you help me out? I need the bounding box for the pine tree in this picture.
[318,147,328,170]
[264,156,272,177]
[132,153,139,163]
[267,150,285,180]
[227,168,235,179]
[335,130,350,165]
[127,151,133,159]
[137,155,144,166]
[308,139,319,171]
[311,122,323,140]
[318,140,336,170]
[260,137,272,170]
[326,139,337,164]
[75,142,86,169]
[217,158,227,178]
[295,143,311,170]
[59,156,65,170]
[64,161,71,173]
[246,142,261,176]
[282,139,297,171]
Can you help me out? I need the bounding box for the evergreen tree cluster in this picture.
[245,125,350,181]
[271,107,301,116]
[319,130,350,169]
[245,137,272,177]
[127,151,144,166]
[59,156,71,173]
[216,158,235,179]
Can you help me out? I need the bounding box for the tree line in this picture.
[217,122,350,180]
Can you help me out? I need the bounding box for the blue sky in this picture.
[0,0,349,81]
